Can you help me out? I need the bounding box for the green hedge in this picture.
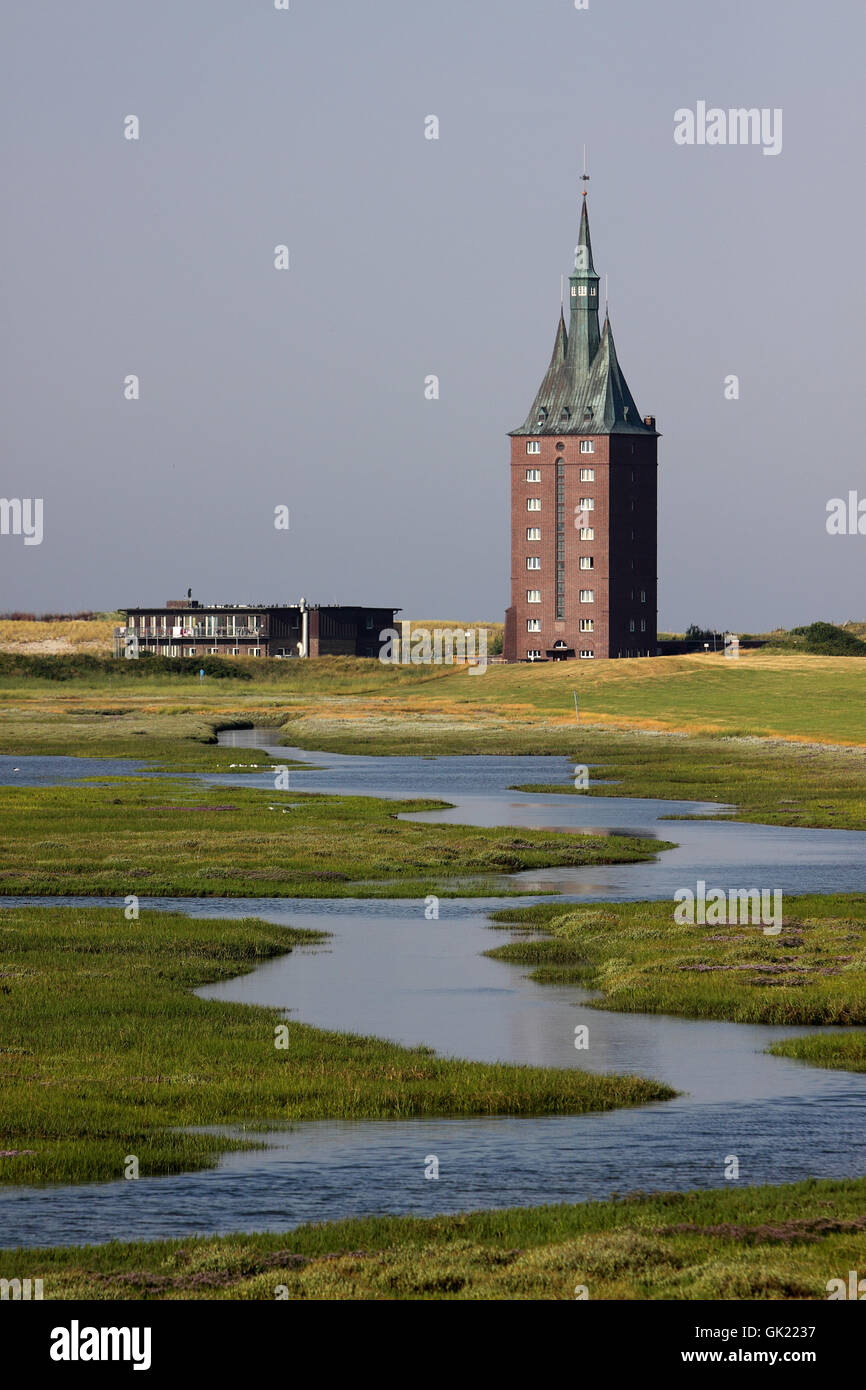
[0,652,252,680]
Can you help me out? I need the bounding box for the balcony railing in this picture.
[128,627,270,640]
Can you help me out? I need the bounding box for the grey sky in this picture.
[2,0,864,630]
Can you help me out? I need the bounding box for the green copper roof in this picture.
[511,199,655,437]
[573,197,598,276]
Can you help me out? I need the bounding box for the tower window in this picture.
[526,527,540,541]
[526,619,541,632]
[526,441,541,454]
[560,407,570,421]
[525,468,540,481]
[537,408,548,423]
[580,440,594,454]
[526,557,540,570]
[629,620,635,632]
[579,649,595,659]
[570,286,577,298]
[579,590,594,603]
[578,497,594,511]
[579,556,594,570]
[577,286,587,297]
[526,590,541,603]
[527,498,541,511]
[640,619,647,632]
[640,589,646,602]
[589,287,597,296]
[580,467,594,481]
[526,649,542,659]
[579,619,594,632]
[579,527,594,541]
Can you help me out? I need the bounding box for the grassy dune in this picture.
[4,1177,865,1299]
[486,895,866,1025]
[0,618,117,654]
[0,906,675,1186]
[273,650,866,746]
[439,650,866,743]
[1,647,866,740]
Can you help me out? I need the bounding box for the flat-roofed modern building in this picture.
[115,598,399,659]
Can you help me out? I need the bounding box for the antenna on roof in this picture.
[560,273,564,309]
[581,145,590,195]
[605,273,609,315]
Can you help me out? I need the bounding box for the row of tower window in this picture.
[526,649,654,660]
[527,556,597,581]
[525,614,648,634]
[525,590,647,604]
[526,617,596,631]
[526,468,594,482]
[529,519,595,540]
[527,497,593,510]
[527,441,594,454]
[527,502,593,515]
[527,650,596,659]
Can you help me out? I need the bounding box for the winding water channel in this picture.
[1,729,865,1248]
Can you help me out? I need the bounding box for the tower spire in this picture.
[566,190,600,372]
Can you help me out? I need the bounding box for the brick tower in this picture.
[504,193,658,662]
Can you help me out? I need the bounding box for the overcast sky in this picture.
[2,0,864,630]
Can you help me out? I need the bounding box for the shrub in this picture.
[787,622,866,656]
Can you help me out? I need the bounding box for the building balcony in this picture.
[128,627,269,641]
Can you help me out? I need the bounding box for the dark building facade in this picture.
[115,599,399,659]
[504,194,658,662]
